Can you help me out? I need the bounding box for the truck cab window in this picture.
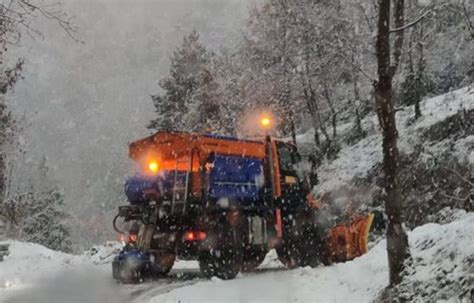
[277,143,297,174]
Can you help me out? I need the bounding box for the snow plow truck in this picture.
[112,127,375,282]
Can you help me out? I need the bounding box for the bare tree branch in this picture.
[445,166,474,187]
[461,2,474,37]
[389,4,451,34]
[18,0,79,42]
[389,8,430,34]
[404,27,436,54]
[324,39,376,82]
[0,0,80,46]
[391,0,405,75]
[439,192,468,202]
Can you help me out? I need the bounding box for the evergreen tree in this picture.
[0,1,73,238]
[3,156,72,252]
[148,30,220,132]
[25,157,72,252]
[22,189,72,253]
[0,0,74,207]
[0,61,23,208]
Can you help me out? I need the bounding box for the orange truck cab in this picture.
[112,131,374,282]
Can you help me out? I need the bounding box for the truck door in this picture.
[275,142,305,209]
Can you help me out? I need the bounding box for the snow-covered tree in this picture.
[0,0,75,242]
[233,0,365,151]
[238,0,303,142]
[0,94,17,206]
[148,30,221,133]
[397,0,472,119]
[2,156,72,252]
[22,188,72,253]
[0,57,23,227]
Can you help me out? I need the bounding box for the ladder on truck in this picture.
[171,157,191,215]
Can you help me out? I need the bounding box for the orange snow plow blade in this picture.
[327,213,374,263]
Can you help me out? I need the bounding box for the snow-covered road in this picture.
[1,211,473,302]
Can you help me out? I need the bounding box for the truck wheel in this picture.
[241,247,267,272]
[199,222,242,280]
[276,238,303,269]
[298,226,326,268]
[277,225,328,268]
[112,259,145,284]
[151,252,175,277]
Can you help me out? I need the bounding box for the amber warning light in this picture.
[260,117,271,128]
[148,161,159,173]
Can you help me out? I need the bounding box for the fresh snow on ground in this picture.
[1,213,472,302]
[0,241,126,303]
[313,85,474,192]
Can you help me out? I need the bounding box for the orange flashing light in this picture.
[260,117,271,128]
[148,161,159,173]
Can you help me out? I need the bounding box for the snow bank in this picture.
[0,241,125,303]
[84,241,123,265]
[0,241,81,291]
[145,213,474,303]
[396,213,474,301]
[314,85,474,193]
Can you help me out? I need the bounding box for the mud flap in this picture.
[327,213,375,263]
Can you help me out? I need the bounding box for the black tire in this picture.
[276,224,328,268]
[241,247,267,272]
[112,259,145,284]
[276,215,305,268]
[298,225,328,268]
[199,221,242,280]
[276,237,304,269]
[151,252,175,277]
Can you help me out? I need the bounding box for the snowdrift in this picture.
[0,241,124,303]
[313,85,473,192]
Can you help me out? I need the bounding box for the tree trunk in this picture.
[331,114,337,139]
[414,24,424,120]
[313,128,320,146]
[289,111,297,146]
[351,53,363,136]
[355,107,362,136]
[310,87,331,145]
[302,83,322,147]
[374,0,410,286]
[322,81,337,139]
[0,153,4,206]
[414,93,421,119]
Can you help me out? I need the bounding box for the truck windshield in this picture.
[276,142,298,175]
